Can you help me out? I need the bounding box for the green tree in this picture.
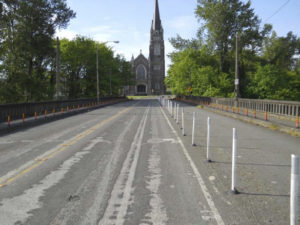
[59,37,134,99]
[0,0,75,103]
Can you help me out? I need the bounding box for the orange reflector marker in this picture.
[246,108,248,116]
[296,116,299,128]
[8,115,10,127]
[254,110,256,118]
[34,112,37,119]
[22,113,25,122]
[265,111,268,121]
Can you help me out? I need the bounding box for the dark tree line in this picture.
[0,0,134,104]
[166,0,300,100]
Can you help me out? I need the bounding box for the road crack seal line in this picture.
[0,105,134,188]
[99,106,150,225]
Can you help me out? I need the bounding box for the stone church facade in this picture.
[125,0,165,95]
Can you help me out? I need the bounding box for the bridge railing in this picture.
[177,96,300,117]
[0,97,125,123]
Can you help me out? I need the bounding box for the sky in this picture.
[56,0,300,70]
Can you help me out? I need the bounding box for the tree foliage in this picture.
[0,1,134,103]
[166,0,300,101]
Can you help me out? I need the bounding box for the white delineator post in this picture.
[182,108,185,136]
[207,117,211,162]
[174,103,177,121]
[291,154,299,225]
[192,112,196,146]
[174,103,176,119]
[176,104,179,124]
[231,128,238,194]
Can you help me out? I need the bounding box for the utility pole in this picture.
[56,37,60,100]
[96,46,99,103]
[234,33,240,101]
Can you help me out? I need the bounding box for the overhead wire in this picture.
[264,0,290,23]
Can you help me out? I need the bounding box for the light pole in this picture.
[96,40,119,102]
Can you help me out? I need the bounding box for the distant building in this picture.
[125,0,165,95]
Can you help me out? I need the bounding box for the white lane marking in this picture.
[83,137,111,151]
[141,110,168,225]
[0,118,103,165]
[144,147,168,225]
[99,106,150,225]
[160,107,225,225]
[0,135,104,225]
[49,118,136,225]
[147,138,178,144]
[209,176,216,181]
[0,140,14,144]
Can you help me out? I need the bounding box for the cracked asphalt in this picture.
[0,98,299,225]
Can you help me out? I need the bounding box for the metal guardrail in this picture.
[0,97,125,123]
[177,96,300,117]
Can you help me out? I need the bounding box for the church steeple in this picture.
[152,0,162,31]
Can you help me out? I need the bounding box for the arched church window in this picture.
[136,65,147,80]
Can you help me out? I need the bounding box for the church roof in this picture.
[152,0,162,30]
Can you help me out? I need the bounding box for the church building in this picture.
[125,0,165,95]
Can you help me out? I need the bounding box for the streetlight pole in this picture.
[96,40,119,102]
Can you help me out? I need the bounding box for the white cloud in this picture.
[55,29,77,40]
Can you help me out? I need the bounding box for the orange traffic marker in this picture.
[296,116,299,128]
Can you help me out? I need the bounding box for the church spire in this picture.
[152,0,161,30]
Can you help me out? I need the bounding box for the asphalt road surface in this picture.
[0,98,299,225]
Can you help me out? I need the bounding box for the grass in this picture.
[269,123,279,130]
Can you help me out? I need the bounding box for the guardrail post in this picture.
[231,128,238,194]
[207,117,211,162]
[192,112,196,146]
[291,154,299,225]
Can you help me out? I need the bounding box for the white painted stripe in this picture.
[160,107,225,225]
[99,106,150,225]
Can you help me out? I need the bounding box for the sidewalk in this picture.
[162,99,300,224]
[177,98,300,138]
